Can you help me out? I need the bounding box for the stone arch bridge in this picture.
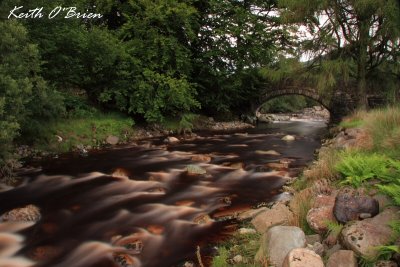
[251,85,357,122]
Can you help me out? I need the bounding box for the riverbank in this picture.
[211,106,400,267]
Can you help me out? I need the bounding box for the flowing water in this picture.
[0,120,328,267]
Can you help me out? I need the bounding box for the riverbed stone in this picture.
[282,248,324,267]
[106,135,119,145]
[191,154,211,162]
[326,250,357,267]
[256,150,281,156]
[255,226,306,267]
[282,135,295,141]
[334,188,379,223]
[185,165,207,175]
[164,136,179,143]
[341,206,400,258]
[251,203,294,233]
[0,205,41,223]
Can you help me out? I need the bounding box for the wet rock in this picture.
[282,135,295,141]
[256,150,281,156]
[164,136,179,143]
[106,135,119,145]
[282,248,324,267]
[374,261,398,267]
[326,250,357,267]
[238,228,257,235]
[307,195,337,234]
[191,154,211,162]
[265,162,289,170]
[251,203,294,233]
[229,162,245,169]
[306,234,322,245]
[334,188,379,223]
[274,192,293,205]
[183,261,195,267]
[0,205,41,223]
[341,207,400,258]
[255,226,306,267]
[185,165,207,175]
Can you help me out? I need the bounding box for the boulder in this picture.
[251,203,294,233]
[326,250,357,267]
[255,226,306,267]
[325,244,343,258]
[106,135,119,145]
[282,135,295,141]
[307,206,337,234]
[341,207,400,258]
[307,195,337,234]
[282,248,324,267]
[334,188,379,223]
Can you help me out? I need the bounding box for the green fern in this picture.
[335,152,400,188]
[377,184,400,206]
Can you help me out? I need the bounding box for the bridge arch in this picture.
[255,87,332,115]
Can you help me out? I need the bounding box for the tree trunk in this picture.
[357,19,369,109]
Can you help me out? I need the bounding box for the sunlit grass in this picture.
[33,112,134,153]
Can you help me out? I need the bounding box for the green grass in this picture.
[32,112,134,153]
[211,224,261,267]
[339,119,364,128]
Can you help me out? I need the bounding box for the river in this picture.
[0,120,328,267]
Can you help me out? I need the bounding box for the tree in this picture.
[0,20,63,162]
[279,0,400,107]
[190,0,295,116]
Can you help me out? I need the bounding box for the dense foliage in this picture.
[0,0,399,165]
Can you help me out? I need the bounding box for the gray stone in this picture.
[251,203,294,233]
[334,188,379,223]
[255,226,306,267]
[326,250,357,267]
[282,248,324,267]
[341,207,400,258]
